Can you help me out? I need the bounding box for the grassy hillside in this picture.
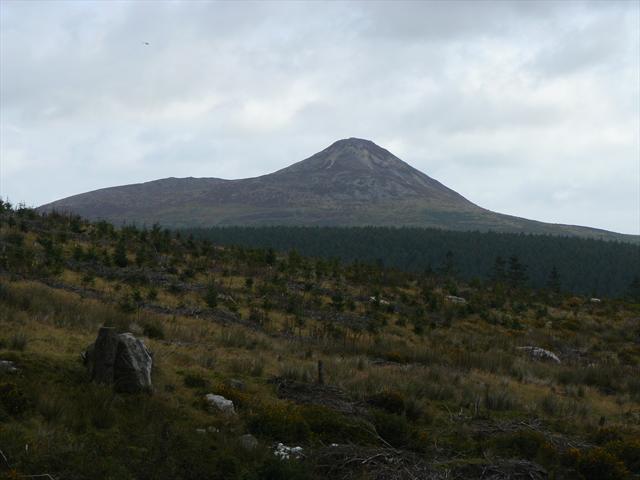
[1,202,640,479]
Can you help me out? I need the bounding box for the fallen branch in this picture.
[0,448,11,469]
[0,447,57,480]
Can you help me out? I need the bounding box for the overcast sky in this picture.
[1,0,638,234]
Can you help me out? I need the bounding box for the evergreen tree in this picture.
[265,248,276,266]
[204,282,218,308]
[491,256,507,284]
[135,244,147,267]
[629,276,640,302]
[288,249,302,271]
[113,237,128,268]
[72,244,84,261]
[440,250,455,276]
[547,265,561,294]
[507,255,527,288]
[101,248,112,267]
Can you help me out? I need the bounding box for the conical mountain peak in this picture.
[38,137,634,241]
[279,137,407,175]
[267,138,468,204]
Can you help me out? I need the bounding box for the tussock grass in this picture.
[1,206,639,479]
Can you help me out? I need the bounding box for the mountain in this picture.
[39,138,636,241]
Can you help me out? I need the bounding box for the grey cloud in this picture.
[530,4,635,77]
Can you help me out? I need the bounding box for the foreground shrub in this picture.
[247,402,310,443]
[9,332,27,351]
[0,382,29,416]
[489,430,554,462]
[372,411,411,448]
[565,447,630,480]
[484,385,518,411]
[367,390,405,415]
[143,320,165,340]
[255,456,309,480]
[300,405,373,444]
[183,373,209,390]
[605,439,640,474]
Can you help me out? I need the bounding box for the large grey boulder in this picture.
[113,333,153,393]
[85,327,153,393]
[205,393,236,415]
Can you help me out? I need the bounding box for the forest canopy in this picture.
[184,226,640,298]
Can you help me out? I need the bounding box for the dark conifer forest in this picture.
[184,226,640,298]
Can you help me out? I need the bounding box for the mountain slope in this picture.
[39,138,637,242]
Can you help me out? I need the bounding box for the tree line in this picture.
[184,226,640,298]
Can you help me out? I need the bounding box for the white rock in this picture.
[0,360,18,373]
[517,346,561,364]
[205,394,236,415]
[273,442,304,460]
[369,296,390,305]
[445,295,467,304]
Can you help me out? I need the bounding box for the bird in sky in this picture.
[143,41,150,46]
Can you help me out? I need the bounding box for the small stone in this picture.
[517,346,561,364]
[0,360,18,373]
[273,442,304,460]
[239,434,258,451]
[230,379,246,391]
[445,295,467,305]
[205,394,236,415]
[195,428,207,434]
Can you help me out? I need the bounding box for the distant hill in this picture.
[39,138,638,242]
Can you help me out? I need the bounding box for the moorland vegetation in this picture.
[1,201,639,479]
